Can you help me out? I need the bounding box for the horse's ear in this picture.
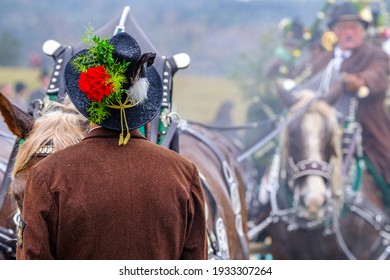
[274,80,298,108]
[0,91,35,139]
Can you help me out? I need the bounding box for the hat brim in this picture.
[64,50,163,131]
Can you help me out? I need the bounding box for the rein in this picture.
[361,155,390,207]
[0,132,16,175]
[332,93,390,259]
[0,140,19,214]
[201,175,229,260]
[0,137,19,259]
[0,226,16,259]
[334,184,390,259]
[336,133,390,259]
[186,119,278,131]
[0,131,16,144]
[237,59,336,163]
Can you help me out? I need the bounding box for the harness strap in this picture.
[46,44,74,103]
[289,158,332,181]
[337,192,390,259]
[148,113,160,144]
[161,116,179,152]
[361,155,390,208]
[0,226,16,259]
[0,160,7,174]
[0,140,19,213]
[180,123,249,259]
[180,124,232,195]
[201,175,225,259]
[353,157,364,192]
[0,131,16,144]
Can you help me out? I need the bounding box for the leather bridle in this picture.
[288,157,332,184]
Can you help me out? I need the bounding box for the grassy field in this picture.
[0,67,42,89]
[0,66,249,124]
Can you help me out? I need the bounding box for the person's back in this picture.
[17,31,207,260]
[19,127,206,259]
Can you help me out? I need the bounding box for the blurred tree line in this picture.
[228,26,285,176]
[0,0,326,75]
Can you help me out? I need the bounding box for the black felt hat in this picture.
[328,2,369,29]
[64,32,163,133]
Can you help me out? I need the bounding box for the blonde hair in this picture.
[12,97,88,176]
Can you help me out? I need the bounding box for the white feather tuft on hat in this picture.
[127,77,149,104]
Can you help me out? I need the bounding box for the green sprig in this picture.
[71,26,132,124]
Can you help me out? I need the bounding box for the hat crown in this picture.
[110,32,141,60]
[109,32,142,83]
[279,17,304,42]
[64,31,163,132]
[328,2,367,28]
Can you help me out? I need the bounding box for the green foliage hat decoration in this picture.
[64,28,163,144]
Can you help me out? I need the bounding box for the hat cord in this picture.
[108,98,140,145]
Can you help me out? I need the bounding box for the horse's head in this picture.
[0,92,88,211]
[282,90,342,222]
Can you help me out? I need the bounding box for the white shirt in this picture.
[333,46,352,72]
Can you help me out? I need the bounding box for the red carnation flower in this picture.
[78,65,114,102]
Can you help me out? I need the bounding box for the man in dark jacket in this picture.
[293,2,390,189]
[17,32,207,260]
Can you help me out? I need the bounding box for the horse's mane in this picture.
[12,97,88,177]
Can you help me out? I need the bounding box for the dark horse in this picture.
[0,93,88,260]
[252,90,390,259]
[179,121,250,259]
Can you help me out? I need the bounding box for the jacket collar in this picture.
[83,126,147,141]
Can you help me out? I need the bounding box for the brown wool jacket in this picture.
[305,42,390,186]
[17,128,207,260]
[344,44,390,187]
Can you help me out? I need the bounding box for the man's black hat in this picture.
[64,32,163,132]
[328,2,369,29]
